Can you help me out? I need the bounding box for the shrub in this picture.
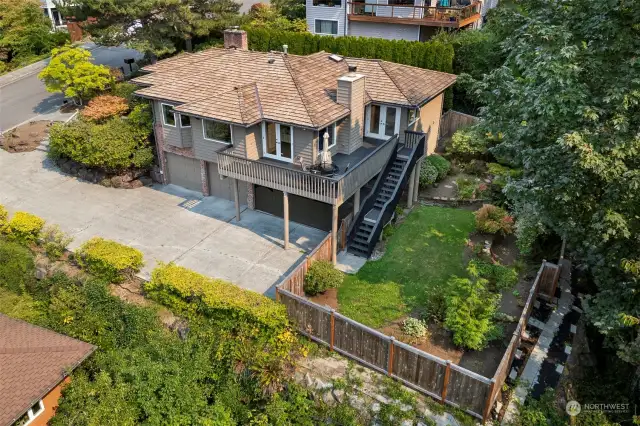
[455,177,486,200]
[127,103,153,132]
[146,262,288,330]
[444,276,499,350]
[7,212,45,244]
[0,239,35,294]
[474,204,514,235]
[41,224,73,260]
[76,237,144,283]
[401,317,428,338]
[449,128,488,157]
[426,155,450,181]
[111,82,139,103]
[487,163,522,188]
[468,259,518,291]
[304,260,344,296]
[0,204,8,233]
[419,161,439,188]
[48,117,153,173]
[81,95,129,121]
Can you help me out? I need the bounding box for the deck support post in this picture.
[353,187,361,216]
[233,178,240,221]
[413,159,421,202]
[407,167,416,208]
[331,204,338,264]
[283,191,290,250]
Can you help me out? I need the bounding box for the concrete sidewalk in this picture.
[0,145,326,295]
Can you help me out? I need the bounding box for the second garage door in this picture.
[166,153,202,192]
[207,162,248,201]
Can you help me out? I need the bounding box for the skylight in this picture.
[329,54,344,62]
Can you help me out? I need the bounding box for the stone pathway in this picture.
[502,259,576,424]
[335,250,367,274]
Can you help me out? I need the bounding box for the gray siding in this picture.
[348,21,420,41]
[192,117,234,162]
[307,0,346,36]
[153,101,192,148]
[293,127,316,166]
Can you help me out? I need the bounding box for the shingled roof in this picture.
[132,48,456,129]
[0,314,96,426]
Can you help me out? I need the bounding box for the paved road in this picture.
[0,44,143,133]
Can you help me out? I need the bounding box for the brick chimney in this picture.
[223,27,248,50]
[336,66,366,154]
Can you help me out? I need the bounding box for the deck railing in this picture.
[348,1,481,25]
[217,134,399,205]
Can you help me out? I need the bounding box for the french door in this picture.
[262,122,294,163]
[366,104,400,139]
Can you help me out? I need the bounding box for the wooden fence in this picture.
[439,110,479,140]
[536,262,561,301]
[488,262,556,411]
[276,232,556,422]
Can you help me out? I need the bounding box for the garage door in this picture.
[166,153,202,192]
[207,162,248,201]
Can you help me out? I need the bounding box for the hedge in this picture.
[426,154,451,181]
[0,239,35,294]
[145,262,288,331]
[7,212,45,244]
[76,237,144,283]
[244,28,454,108]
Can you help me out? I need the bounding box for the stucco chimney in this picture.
[223,27,248,50]
[336,71,366,154]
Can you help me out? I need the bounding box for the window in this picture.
[203,119,232,144]
[313,0,341,6]
[407,108,419,126]
[318,123,337,151]
[180,114,191,128]
[23,400,44,425]
[162,103,176,127]
[315,20,338,35]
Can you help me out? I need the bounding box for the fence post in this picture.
[330,309,335,351]
[275,287,280,303]
[387,337,395,376]
[482,379,497,424]
[441,361,451,404]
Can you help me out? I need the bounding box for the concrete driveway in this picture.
[0,146,326,295]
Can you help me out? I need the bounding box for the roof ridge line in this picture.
[378,61,414,106]
[282,55,317,128]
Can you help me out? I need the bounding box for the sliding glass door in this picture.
[262,122,294,163]
[366,104,400,139]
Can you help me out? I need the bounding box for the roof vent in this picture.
[348,65,357,73]
[329,54,343,62]
[283,44,288,54]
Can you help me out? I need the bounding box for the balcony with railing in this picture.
[217,135,404,205]
[347,1,481,28]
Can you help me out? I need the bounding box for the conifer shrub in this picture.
[145,262,289,331]
[81,95,129,121]
[304,260,344,296]
[76,237,144,283]
[7,212,45,244]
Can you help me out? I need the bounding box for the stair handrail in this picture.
[362,134,426,257]
[346,134,400,248]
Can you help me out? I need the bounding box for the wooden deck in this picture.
[347,1,481,28]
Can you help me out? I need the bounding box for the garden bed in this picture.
[0,120,52,153]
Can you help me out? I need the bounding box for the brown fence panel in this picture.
[391,341,447,400]
[446,365,492,417]
[537,262,560,301]
[333,313,390,374]
[309,234,332,263]
[439,110,479,140]
[279,290,332,344]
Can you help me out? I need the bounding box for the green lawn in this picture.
[338,206,475,328]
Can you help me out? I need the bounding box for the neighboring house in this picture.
[0,314,95,426]
[306,0,489,41]
[132,29,456,260]
[40,0,67,30]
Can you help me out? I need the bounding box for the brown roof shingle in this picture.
[133,48,456,129]
[0,314,96,426]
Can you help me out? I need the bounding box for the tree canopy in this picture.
[473,0,640,365]
[57,0,243,56]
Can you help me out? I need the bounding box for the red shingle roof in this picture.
[132,48,456,129]
[0,314,96,426]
